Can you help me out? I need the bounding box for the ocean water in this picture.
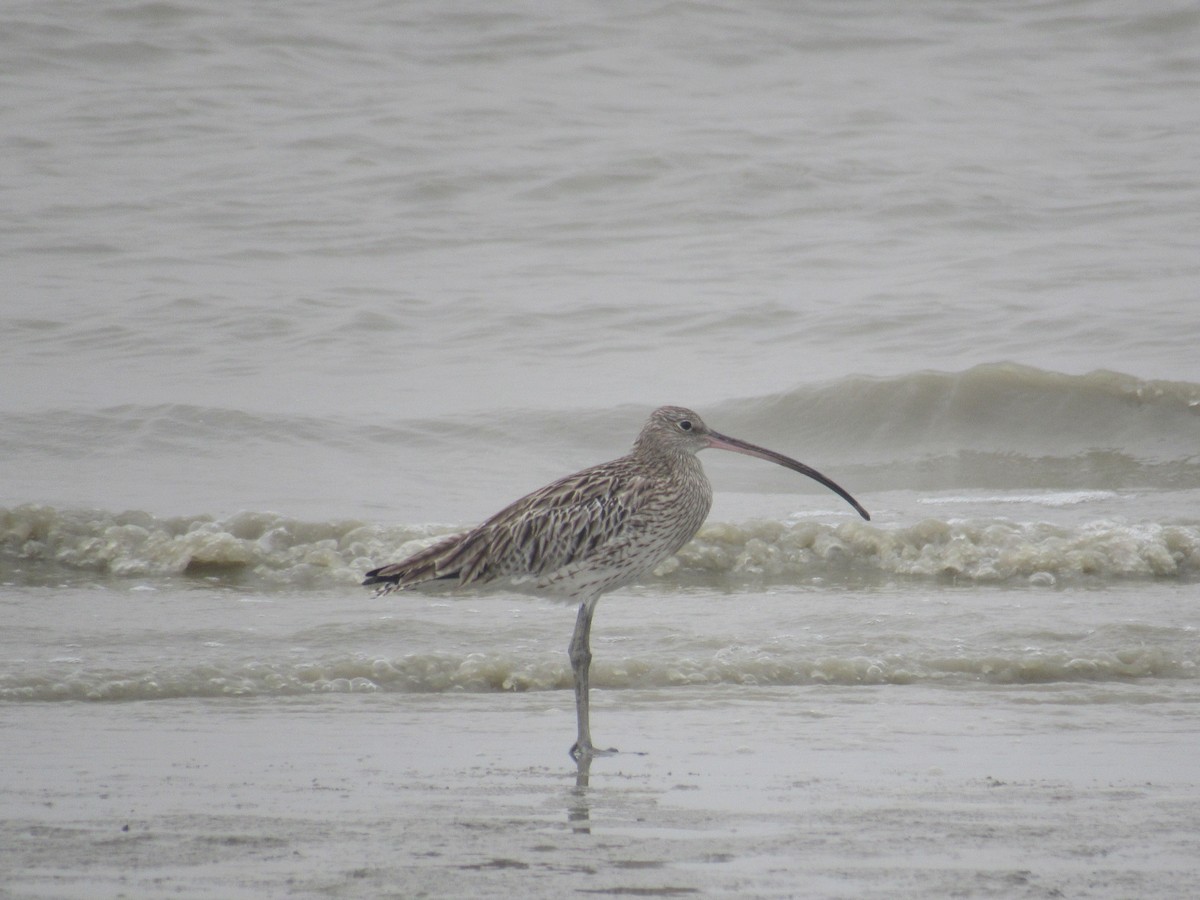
[3,0,1199,896]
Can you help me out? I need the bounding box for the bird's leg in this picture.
[568,595,615,759]
[568,597,596,758]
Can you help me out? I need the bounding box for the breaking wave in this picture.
[4,366,1200,502]
[3,503,1197,590]
[701,364,1200,493]
[1,622,1193,703]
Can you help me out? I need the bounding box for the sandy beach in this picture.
[5,681,1198,899]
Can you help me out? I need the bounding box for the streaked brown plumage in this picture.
[364,406,869,759]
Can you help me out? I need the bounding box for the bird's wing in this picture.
[362,458,650,593]
[441,462,650,584]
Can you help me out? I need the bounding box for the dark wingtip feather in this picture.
[361,565,460,588]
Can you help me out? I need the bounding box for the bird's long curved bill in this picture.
[706,431,871,521]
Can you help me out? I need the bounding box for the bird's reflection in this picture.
[567,753,593,833]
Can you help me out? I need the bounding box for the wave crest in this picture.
[3,504,1197,590]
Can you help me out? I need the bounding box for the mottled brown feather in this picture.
[362,449,702,598]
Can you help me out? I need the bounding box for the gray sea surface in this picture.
[3,1,1199,897]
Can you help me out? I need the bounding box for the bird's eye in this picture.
[678,420,693,431]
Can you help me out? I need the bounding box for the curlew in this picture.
[364,406,869,759]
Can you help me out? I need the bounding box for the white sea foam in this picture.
[2,598,1193,703]
[3,504,1197,590]
[917,491,1120,507]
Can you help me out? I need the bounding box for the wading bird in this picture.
[364,406,869,759]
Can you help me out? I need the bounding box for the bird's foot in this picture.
[569,741,618,761]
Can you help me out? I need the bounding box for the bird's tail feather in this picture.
[362,532,468,595]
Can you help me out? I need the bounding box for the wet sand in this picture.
[3,686,1198,899]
